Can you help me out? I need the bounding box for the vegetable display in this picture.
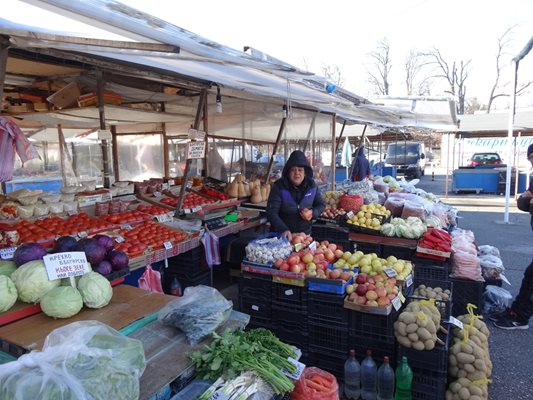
[0,260,16,277]
[245,236,292,265]
[0,275,17,312]
[190,328,297,395]
[196,372,262,400]
[13,242,48,267]
[77,271,113,309]
[380,216,427,239]
[11,260,61,303]
[40,286,83,318]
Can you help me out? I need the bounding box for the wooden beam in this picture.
[266,114,288,182]
[0,36,10,104]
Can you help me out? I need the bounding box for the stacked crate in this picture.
[162,248,210,293]
[238,272,273,330]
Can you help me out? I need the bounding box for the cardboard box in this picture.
[46,82,81,109]
[7,103,34,113]
[77,91,122,107]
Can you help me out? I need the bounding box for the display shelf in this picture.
[348,231,419,248]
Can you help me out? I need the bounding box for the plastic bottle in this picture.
[344,349,361,400]
[170,276,182,296]
[361,349,377,400]
[394,356,413,400]
[377,356,395,400]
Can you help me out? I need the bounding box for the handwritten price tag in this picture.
[121,224,133,230]
[114,235,125,243]
[0,247,16,260]
[282,357,305,380]
[405,274,413,287]
[346,211,355,219]
[308,241,317,251]
[155,213,174,223]
[164,241,173,250]
[392,295,402,311]
[449,316,464,329]
[384,268,397,277]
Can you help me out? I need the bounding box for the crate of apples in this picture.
[319,205,346,220]
[345,272,400,308]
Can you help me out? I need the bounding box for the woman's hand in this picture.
[300,208,313,221]
[281,230,292,242]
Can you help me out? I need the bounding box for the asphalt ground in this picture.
[415,169,533,400]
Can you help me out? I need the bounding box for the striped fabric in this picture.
[0,117,40,182]
[201,228,221,267]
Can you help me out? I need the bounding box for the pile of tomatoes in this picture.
[98,210,150,225]
[114,220,188,257]
[33,213,113,236]
[135,204,171,215]
[10,220,56,244]
[159,192,215,209]
[199,187,230,201]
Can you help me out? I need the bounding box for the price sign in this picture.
[192,206,202,213]
[186,141,206,159]
[284,289,294,296]
[399,292,406,303]
[77,231,88,238]
[184,208,192,215]
[282,357,306,380]
[346,211,355,219]
[308,241,317,251]
[405,274,413,287]
[115,235,125,243]
[188,128,206,141]
[384,268,397,277]
[43,252,90,280]
[121,224,133,230]
[155,213,174,223]
[251,304,259,311]
[153,191,162,197]
[294,243,302,252]
[392,295,402,311]
[164,241,173,250]
[449,316,464,329]
[0,246,16,260]
[209,392,229,400]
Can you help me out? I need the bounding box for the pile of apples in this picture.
[345,203,391,230]
[320,205,346,220]
[333,251,413,281]
[290,232,313,247]
[345,272,400,307]
[274,240,346,278]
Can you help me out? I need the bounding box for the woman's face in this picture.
[288,166,305,186]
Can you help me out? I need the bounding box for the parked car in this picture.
[467,152,502,167]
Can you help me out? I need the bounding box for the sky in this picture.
[6,0,533,109]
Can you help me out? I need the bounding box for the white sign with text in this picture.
[43,252,90,281]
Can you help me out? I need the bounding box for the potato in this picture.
[412,341,425,351]
[474,359,487,372]
[424,339,435,350]
[399,312,416,325]
[449,354,458,366]
[449,381,462,393]
[395,321,407,337]
[406,323,418,334]
[397,336,412,348]
[456,352,475,364]
[408,332,419,342]
[469,385,483,397]
[463,363,476,373]
[460,343,473,354]
[458,387,471,400]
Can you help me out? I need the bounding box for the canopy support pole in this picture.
[504,59,518,223]
[330,114,337,191]
[0,36,9,105]
[57,124,67,186]
[111,126,119,182]
[302,112,319,153]
[335,121,347,154]
[97,71,111,188]
[266,113,288,183]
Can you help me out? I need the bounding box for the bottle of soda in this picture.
[394,356,413,400]
[361,349,377,400]
[344,349,361,400]
[377,356,395,400]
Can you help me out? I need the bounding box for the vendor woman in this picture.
[266,150,325,241]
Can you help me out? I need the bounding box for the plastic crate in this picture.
[411,367,447,400]
[348,308,399,344]
[307,274,354,295]
[308,321,350,355]
[306,348,346,382]
[450,277,484,317]
[308,291,349,326]
[413,259,450,282]
[238,296,271,319]
[271,282,308,304]
[271,300,308,320]
[411,278,453,321]
[381,244,416,260]
[311,225,350,244]
[273,319,309,352]
[353,242,382,255]
[246,315,274,331]
[168,246,203,264]
[397,328,450,374]
[239,272,272,301]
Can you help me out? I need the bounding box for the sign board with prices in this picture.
[43,252,90,280]
[0,247,16,260]
[186,141,206,160]
[187,128,206,141]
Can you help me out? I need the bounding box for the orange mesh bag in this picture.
[291,367,339,400]
[338,194,364,213]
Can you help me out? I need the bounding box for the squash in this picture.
[237,180,246,198]
[226,180,238,198]
[251,186,263,203]
[260,185,268,201]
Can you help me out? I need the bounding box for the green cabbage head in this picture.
[40,286,83,318]
[0,275,18,312]
[11,260,61,303]
[77,271,113,309]
[0,260,16,277]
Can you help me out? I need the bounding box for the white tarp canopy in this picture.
[1,0,458,141]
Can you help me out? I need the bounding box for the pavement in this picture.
[416,169,533,400]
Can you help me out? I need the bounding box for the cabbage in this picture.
[75,238,107,265]
[380,223,396,237]
[106,250,129,271]
[94,260,112,275]
[0,275,18,312]
[0,260,16,277]
[40,286,83,318]
[10,260,61,303]
[51,236,78,253]
[13,243,48,267]
[78,272,113,309]
[93,234,115,253]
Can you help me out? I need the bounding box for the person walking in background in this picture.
[490,143,533,330]
[350,146,370,182]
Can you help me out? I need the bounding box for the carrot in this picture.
[305,378,330,392]
[310,374,332,388]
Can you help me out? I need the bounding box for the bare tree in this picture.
[404,50,432,95]
[366,38,392,95]
[465,97,484,114]
[423,48,471,114]
[321,64,345,87]
[486,26,533,113]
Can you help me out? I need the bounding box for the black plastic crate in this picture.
[450,277,484,317]
[168,247,203,265]
[239,273,272,301]
[308,291,349,326]
[161,269,211,294]
[271,282,308,304]
[411,367,447,400]
[411,278,453,321]
[413,261,450,282]
[271,300,308,321]
[348,308,399,344]
[349,336,397,367]
[381,244,416,260]
[353,241,382,255]
[246,315,274,331]
[273,319,309,352]
[307,348,346,382]
[397,328,450,374]
[239,296,271,319]
[311,225,350,244]
[308,321,350,355]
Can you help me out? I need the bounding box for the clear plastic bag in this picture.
[290,367,339,400]
[158,285,233,344]
[477,245,500,258]
[482,285,513,314]
[0,320,146,400]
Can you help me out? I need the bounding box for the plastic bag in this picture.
[383,196,404,217]
[245,234,292,264]
[158,285,232,344]
[450,250,484,281]
[477,245,500,258]
[482,285,513,314]
[401,200,426,221]
[290,367,339,400]
[138,265,163,293]
[0,320,146,400]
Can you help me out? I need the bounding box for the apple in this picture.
[355,274,367,284]
[302,252,314,264]
[329,269,341,279]
[346,284,355,294]
[388,293,397,300]
[349,292,358,301]
[378,296,391,306]
[307,262,317,272]
[300,208,313,220]
[324,250,335,262]
[357,296,367,305]
[280,263,290,271]
[355,284,368,296]
[342,251,352,261]
[367,276,376,285]
[366,283,376,291]
[334,249,344,259]
[290,264,301,273]
[366,300,379,307]
[274,258,284,268]
[340,271,352,281]
[327,243,337,252]
[306,270,317,277]
[288,255,300,266]
[376,286,387,298]
[321,240,330,247]
[365,290,378,301]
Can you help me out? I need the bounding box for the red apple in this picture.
[328,243,337,252]
[290,264,302,273]
[334,249,344,259]
[355,274,367,284]
[280,263,290,271]
[287,255,300,266]
[349,292,358,301]
[357,296,367,305]
[355,284,368,296]
[340,271,352,281]
[378,296,391,306]
[274,258,284,268]
[302,252,314,264]
[324,250,335,262]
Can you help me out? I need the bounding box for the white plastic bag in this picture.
[0,320,146,400]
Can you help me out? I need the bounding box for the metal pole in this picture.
[330,114,336,190]
[97,71,111,188]
[266,115,288,181]
[504,60,518,223]
[302,112,319,153]
[335,121,347,154]
[445,133,451,199]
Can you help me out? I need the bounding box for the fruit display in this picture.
[417,227,452,256]
[320,205,346,220]
[160,192,216,208]
[98,209,151,225]
[332,251,413,281]
[33,213,113,236]
[345,203,390,231]
[290,232,313,247]
[199,187,230,201]
[115,220,187,255]
[345,272,400,307]
[324,191,344,207]
[245,236,293,265]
